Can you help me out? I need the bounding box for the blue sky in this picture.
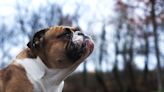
[0,0,115,32]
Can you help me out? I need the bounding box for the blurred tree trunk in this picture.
[128,33,137,92]
[150,0,163,91]
[123,29,137,92]
[83,61,87,86]
[143,7,150,86]
[99,24,106,65]
[95,24,109,92]
[143,31,149,84]
[113,44,124,92]
[113,20,124,92]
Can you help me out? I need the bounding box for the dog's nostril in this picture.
[78,32,84,36]
[84,35,89,39]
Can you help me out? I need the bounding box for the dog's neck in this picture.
[13,57,70,92]
[13,48,86,92]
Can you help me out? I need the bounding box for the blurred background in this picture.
[0,0,164,92]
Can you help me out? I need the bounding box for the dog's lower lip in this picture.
[83,39,94,52]
[86,40,94,49]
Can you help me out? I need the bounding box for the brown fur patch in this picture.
[0,65,33,92]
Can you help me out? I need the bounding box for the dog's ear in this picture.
[27,28,49,50]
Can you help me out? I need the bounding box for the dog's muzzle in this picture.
[66,31,94,61]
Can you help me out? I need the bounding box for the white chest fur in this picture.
[14,57,65,92]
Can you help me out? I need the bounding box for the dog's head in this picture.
[27,26,94,69]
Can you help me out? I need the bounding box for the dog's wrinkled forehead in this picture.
[35,26,80,38]
[52,26,80,32]
[45,26,81,37]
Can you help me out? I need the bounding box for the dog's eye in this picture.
[65,33,71,37]
[57,31,72,39]
[64,32,72,39]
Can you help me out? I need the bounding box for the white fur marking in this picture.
[14,57,65,92]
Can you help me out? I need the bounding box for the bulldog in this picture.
[0,26,94,92]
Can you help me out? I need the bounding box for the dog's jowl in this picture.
[0,26,94,92]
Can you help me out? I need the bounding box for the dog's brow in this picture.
[69,27,81,32]
[64,28,71,32]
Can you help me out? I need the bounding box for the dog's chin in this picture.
[66,37,94,62]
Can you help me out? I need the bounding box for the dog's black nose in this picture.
[77,32,90,39]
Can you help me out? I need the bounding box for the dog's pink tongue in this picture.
[85,39,94,51]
